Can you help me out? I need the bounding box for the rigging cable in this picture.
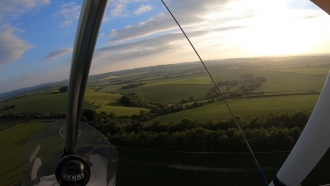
[160,0,268,185]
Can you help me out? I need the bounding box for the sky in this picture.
[0,0,329,93]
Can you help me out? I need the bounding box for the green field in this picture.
[148,94,319,124]
[99,75,119,81]
[0,89,94,114]
[2,55,330,185]
[250,71,326,92]
[211,69,326,93]
[0,120,53,186]
[84,88,148,115]
[0,118,27,131]
[0,88,146,116]
[116,84,213,104]
[96,68,327,104]
[259,63,330,75]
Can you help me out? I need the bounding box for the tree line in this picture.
[1,105,310,152]
[207,75,266,99]
[120,93,217,121]
[121,82,146,89]
[86,110,310,152]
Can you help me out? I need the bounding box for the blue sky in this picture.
[0,0,329,93]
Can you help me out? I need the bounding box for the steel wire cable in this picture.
[160,1,268,185]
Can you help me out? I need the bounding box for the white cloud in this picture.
[0,25,33,67]
[0,0,50,19]
[52,2,81,27]
[42,48,73,61]
[134,5,153,15]
[110,4,127,17]
[0,0,49,70]
[109,12,203,42]
[104,0,150,20]
[93,26,241,68]
[109,0,235,42]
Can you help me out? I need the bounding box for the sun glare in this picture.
[214,0,329,57]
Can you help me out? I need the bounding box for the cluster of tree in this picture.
[59,86,68,93]
[107,127,300,151]
[3,105,16,110]
[2,95,28,102]
[121,93,219,122]
[86,110,310,152]
[98,84,110,87]
[217,80,239,86]
[0,108,97,121]
[110,78,121,83]
[121,82,146,89]
[180,96,197,103]
[247,111,310,129]
[0,112,66,119]
[207,75,267,99]
[81,109,97,122]
[239,75,266,92]
[1,104,309,152]
[120,92,159,109]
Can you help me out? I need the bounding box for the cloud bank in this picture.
[42,48,73,61]
[0,25,33,67]
[52,2,81,27]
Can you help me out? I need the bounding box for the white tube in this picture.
[270,72,330,186]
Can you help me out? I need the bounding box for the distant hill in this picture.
[0,80,68,101]
[1,54,329,101]
[0,60,212,101]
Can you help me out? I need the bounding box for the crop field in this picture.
[0,88,146,116]
[84,88,148,115]
[146,76,212,85]
[148,94,319,124]
[116,84,213,104]
[211,69,327,93]
[0,89,94,114]
[250,71,326,92]
[96,67,327,104]
[0,118,27,131]
[99,75,119,81]
[258,63,330,75]
[0,119,54,186]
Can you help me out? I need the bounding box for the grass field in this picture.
[0,119,54,186]
[0,88,147,116]
[99,75,119,81]
[96,68,326,104]
[116,84,213,104]
[84,88,148,115]
[251,71,326,92]
[0,118,27,131]
[211,69,327,92]
[259,63,330,75]
[0,89,94,114]
[148,94,319,124]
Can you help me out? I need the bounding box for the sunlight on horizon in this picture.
[0,0,330,92]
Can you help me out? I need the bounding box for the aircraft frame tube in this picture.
[66,0,108,154]
[269,72,330,186]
